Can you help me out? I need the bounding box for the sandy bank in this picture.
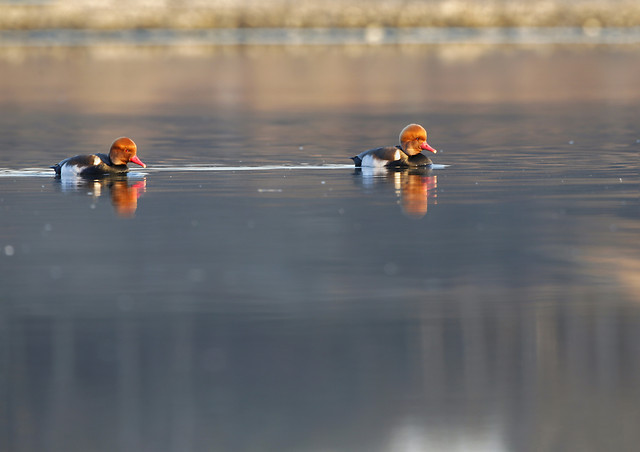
[1,0,640,30]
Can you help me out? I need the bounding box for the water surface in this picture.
[1,44,639,451]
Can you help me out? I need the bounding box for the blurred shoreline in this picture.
[2,26,640,48]
[1,0,640,31]
[1,2,639,61]
[1,28,639,64]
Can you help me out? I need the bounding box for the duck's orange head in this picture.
[109,137,146,168]
[399,124,437,156]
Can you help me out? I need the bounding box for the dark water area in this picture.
[1,44,640,451]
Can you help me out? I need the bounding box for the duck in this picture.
[351,124,437,168]
[52,137,146,178]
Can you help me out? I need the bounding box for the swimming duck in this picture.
[52,137,146,178]
[351,124,437,168]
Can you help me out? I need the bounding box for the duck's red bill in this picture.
[130,156,146,168]
[421,142,437,154]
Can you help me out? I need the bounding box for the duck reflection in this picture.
[355,167,438,218]
[54,176,146,218]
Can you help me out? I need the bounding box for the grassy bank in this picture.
[1,0,640,30]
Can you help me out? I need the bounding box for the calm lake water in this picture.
[1,43,640,451]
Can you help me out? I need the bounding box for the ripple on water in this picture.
[0,164,449,176]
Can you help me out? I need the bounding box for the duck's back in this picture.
[352,146,405,167]
[52,153,128,177]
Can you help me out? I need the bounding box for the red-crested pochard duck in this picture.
[52,137,146,177]
[351,124,437,168]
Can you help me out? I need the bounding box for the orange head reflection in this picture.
[356,166,438,218]
[109,179,146,218]
[54,176,146,218]
[398,172,438,218]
